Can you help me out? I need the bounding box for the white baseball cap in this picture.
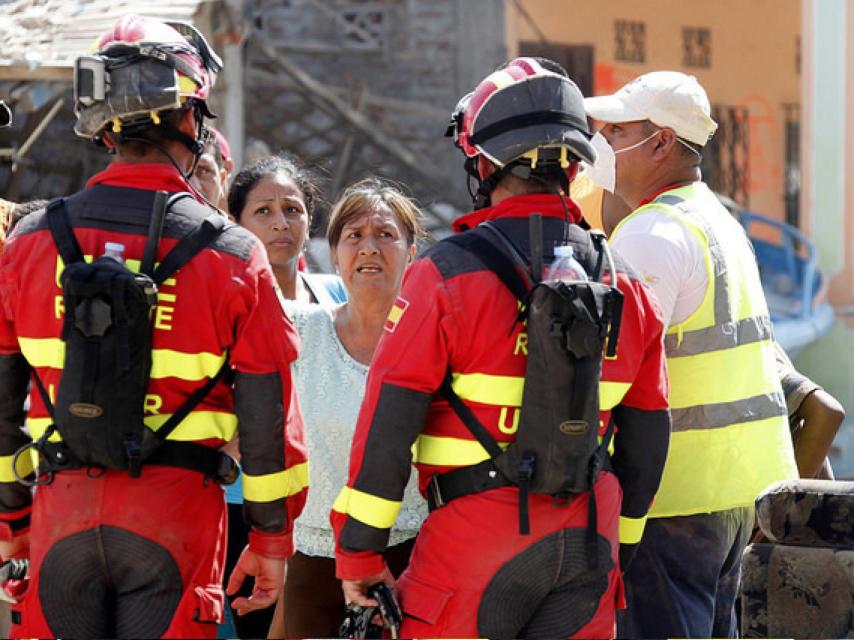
[584,71,717,146]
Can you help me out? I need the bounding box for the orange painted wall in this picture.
[506,0,801,222]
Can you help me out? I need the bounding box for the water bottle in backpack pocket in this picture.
[545,244,588,282]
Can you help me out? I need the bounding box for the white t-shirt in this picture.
[610,207,708,327]
[289,304,427,557]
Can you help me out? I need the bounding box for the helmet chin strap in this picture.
[470,158,555,210]
[120,133,227,218]
[467,156,517,210]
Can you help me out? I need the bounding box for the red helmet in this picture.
[74,14,221,139]
[446,57,596,168]
[208,126,232,164]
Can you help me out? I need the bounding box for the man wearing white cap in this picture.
[584,71,798,638]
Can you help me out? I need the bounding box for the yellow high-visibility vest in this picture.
[613,182,797,518]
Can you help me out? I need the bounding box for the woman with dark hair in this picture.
[222,155,344,639]
[229,155,344,305]
[267,178,428,638]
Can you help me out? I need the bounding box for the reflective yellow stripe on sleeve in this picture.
[619,514,648,545]
[243,462,309,503]
[600,381,631,411]
[17,338,226,381]
[0,453,35,483]
[332,486,402,530]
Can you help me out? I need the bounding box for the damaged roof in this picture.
[0,0,207,78]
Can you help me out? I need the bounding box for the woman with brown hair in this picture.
[268,178,428,638]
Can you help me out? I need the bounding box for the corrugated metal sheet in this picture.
[0,0,207,69]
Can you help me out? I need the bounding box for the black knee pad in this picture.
[477,527,613,639]
[39,525,182,639]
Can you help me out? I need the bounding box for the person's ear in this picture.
[476,155,496,180]
[654,128,678,159]
[565,160,580,184]
[407,243,416,263]
[101,132,116,149]
[178,108,197,137]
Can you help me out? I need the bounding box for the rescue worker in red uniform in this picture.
[331,58,671,638]
[0,15,307,638]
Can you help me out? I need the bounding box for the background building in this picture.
[506,0,801,226]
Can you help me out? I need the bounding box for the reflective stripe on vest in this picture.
[450,372,630,410]
[624,185,796,517]
[18,337,226,381]
[19,337,234,443]
[27,410,238,443]
[410,373,630,468]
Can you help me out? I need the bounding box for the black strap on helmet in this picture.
[469,110,590,146]
[473,162,516,210]
[164,20,223,76]
[469,155,571,211]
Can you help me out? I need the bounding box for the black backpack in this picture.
[16,191,238,485]
[431,217,623,547]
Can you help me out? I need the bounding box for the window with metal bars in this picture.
[614,20,646,63]
[700,105,749,206]
[683,27,711,68]
[338,0,390,50]
[783,103,800,227]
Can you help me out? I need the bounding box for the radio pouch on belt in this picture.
[18,191,236,485]
[436,222,623,563]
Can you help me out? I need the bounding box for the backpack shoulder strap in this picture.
[152,213,226,285]
[150,359,230,443]
[437,226,533,460]
[45,198,84,266]
[141,191,196,277]
[438,370,504,458]
[443,225,531,302]
[144,210,228,443]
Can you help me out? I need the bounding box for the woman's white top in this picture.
[290,304,427,557]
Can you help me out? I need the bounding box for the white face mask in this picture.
[582,129,661,193]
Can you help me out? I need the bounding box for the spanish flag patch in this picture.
[385,297,409,333]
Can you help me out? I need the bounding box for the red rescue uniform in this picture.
[332,194,670,638]
[0,163,307,638]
